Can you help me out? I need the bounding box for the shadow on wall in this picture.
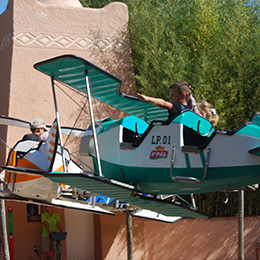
[86,26,135,95]
[96,206,260,260]
[97,213,128,259]
[57,24,135,154]
[68,26,135,121]
[95,214,260,260]
[132,217,260,260]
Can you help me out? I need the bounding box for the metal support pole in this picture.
[190,193,196,208]
[85,73,102,176]
[0,183,10,260]
[51,77,66,172]
[238,189,245,260]
[126,210,133,260]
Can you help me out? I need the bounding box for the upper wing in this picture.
[0,115,86,137]
[0,115,31,129]
[34,54,169,123]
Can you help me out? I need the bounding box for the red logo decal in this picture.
[150,146,168,159]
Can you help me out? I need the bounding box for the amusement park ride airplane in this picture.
[1,54,260,221]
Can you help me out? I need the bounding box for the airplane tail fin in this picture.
[45,120,59,172]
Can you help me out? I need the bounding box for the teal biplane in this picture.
[2,54,260,220]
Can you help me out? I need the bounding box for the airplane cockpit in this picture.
[117,111,215,152]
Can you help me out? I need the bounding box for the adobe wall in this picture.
[96,213,260,260]
[1,0,133,152]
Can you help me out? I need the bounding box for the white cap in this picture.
[30,119,48,131]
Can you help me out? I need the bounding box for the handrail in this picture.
[171,148,211,184]
[169,146,176,181]
[197,120,214,137]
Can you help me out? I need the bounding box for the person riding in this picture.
[137,81,199,119]
[197,100,219,127]
[22,119,48,141]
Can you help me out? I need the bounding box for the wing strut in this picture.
[51,77,66,172]
[85,72,102,177]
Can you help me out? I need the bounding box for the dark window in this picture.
[27,204,41,222]
[183,126,208,147]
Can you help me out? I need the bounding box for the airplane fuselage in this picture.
[80,112,260,195]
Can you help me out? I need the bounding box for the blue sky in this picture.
[0,0,9,15]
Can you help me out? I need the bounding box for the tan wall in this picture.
[97,213,260,260]
[6,0,133,149]
[65,209,95,260]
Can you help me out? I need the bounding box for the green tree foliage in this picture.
[127,0,260,130]
[81,0,260,217]
[81,0,260,130]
